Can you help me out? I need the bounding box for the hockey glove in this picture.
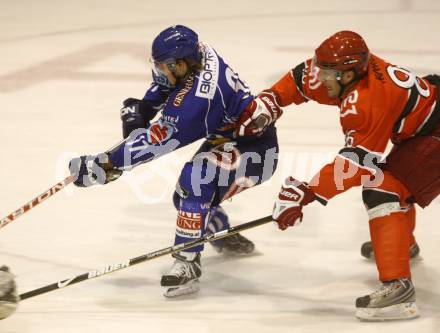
[272,177,316,230]
[121,98,157,139]
[0,265,19,320]
[236,90,283,137]
[69,153,123,187]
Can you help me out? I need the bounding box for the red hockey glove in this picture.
[236,89,283,137]
[272,177,316,230]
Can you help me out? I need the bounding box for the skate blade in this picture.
[355,302,420,321]
[221,249,249,257]
[365,254,423,263]
[219,243,256,257]
[162,279,200,298]
[410,255,424,262]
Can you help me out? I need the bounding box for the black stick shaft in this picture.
[19,215,272,300]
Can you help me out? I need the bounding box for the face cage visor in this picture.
[150,57,177,88]
[312,56,342,82]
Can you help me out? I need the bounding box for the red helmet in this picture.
[314,31,370,76]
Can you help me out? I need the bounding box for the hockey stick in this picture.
[19,215,273,300]
[0,139,125,230]
[0,176,75,229]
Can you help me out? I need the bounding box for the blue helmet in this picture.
[151,25,201,63]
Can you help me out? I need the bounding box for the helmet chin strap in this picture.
[335,71,347,98]
[336,70,361,98]
[169,60,193,85]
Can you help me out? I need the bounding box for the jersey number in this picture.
[387,66,430,98]
[225,67,250,94]
[340,90,359,118]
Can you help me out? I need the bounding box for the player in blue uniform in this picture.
[69,25,282,297]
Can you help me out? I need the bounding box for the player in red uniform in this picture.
[252,31,440,321]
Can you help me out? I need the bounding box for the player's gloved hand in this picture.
[272,177,316,230]
[236,89,283,137]
[0,265,19,320]
[69,153,123,187]
[121,98,157,139]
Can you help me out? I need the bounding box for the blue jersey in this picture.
[110,42,253,168]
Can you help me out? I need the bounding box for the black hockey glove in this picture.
[120,98,157,138]
[69,153,123,187]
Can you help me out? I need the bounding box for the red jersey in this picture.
[271,55,439,203]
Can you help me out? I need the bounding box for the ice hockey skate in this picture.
[207,206,255,255]
[0,266,19,320]
[210,233,255,255]
[161,252,202,297]
[355,278,420,321]
[360,241,420,261]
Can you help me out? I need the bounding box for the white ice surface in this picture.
[1,0,440,332]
